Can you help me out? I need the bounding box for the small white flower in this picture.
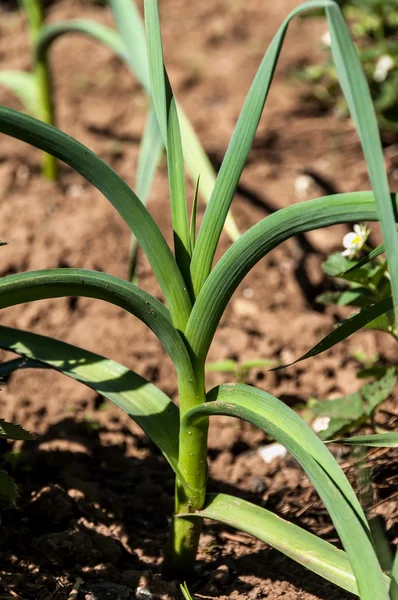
[257,443,287,464]
[341,224,370,258]
[321,31,331,47]
[374,55,394,83]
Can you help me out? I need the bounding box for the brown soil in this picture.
[0,1,397,599]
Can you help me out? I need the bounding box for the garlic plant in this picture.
[0,1,397,597]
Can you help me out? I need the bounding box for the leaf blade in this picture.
[277,297,394,369]
[192,493,388,596]
[0,268,195,385]
[0,106,191,329]
[326,6,398,325]
[190,0,336,296]
[0,419,34,441]
[182,384,389,599]
[0,326,180,472]
[0,71,39,116]
[144,0,190,281]
[186,192,398,364]
[329,433,398,447]
[129,103,164,282]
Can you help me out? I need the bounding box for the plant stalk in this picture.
[22,0,57,180]
[164,364,208,576]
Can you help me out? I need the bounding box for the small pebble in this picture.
[257,443,287,464]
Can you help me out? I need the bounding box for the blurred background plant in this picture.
[294,0,398,137]
[303,222,398,440]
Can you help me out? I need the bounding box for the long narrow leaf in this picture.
[326,7,398,325]
[111,0,240,243]
[0,326,179,472]
[182,384,389,599]
[329,433,398,447]
[344,242,388,274]
[190,0,336,296]
[36,11,240,245]
[0,106,191,330]
[136,104,163,204]
[36,20,128,67]
[108,0,150,92]
[0,269,195,385]
[191,494,391,596]
[129,104,164,282]
[276,297,393,369]
[177,106,240,243]
[186,192,398,364]
[390,549,398,599]
[144,0,190,282]
[0,71,39,116]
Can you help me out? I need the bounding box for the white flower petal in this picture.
[343,232,358,248]
[353,224,362,235]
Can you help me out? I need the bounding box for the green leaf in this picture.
[177,106,241,244]
[340,266,378,286]
[36,10,240,246]
[129,104,164,283]
[276,297,393,370]
[240,358,277,369]
[326,6,398,326]
[345,240,389,274]
[0,71,39,116]
[310,392,364,421]
[323,252,357,276]
[361,369,397,414]
[182,384,389,598]
[0,326,180,472]
[182,383,389,599]
[390,548,398,599]
[192,493,391,596]
[0,106,191,330]
[329,433,398,447]
[144,0,190,283]
[357,365,390,379]
[186,191,398,365]
[205,360,237,373]
[108,0,151,92]
[0,269,195,385]
[36,20,128,72]
[308,368,396,440]
[0,471,19,506]
[317,288,376,308]
[0,419,34,441]
[180,582,194,600]
[190,0,343,297]
[189,175,200,255]
[136,104,163,205]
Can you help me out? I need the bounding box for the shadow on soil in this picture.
[0,413,357,599]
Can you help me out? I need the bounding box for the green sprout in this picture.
[0,1,397,596]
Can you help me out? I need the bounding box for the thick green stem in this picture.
[22,0,57,180]
[164,364,208,576]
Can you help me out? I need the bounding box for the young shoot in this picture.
[0,1,397,597]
